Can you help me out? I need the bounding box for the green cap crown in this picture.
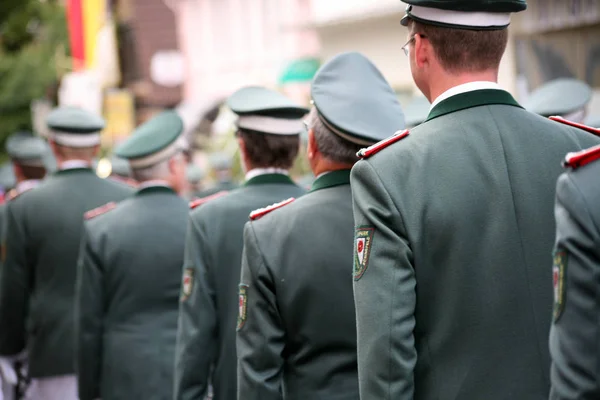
[46,106,105,133]
[115,111,184,166]
[524,78,592,117]
[6,132,49,165]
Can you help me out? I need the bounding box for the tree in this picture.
[0,0,68,159]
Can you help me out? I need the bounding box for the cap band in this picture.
[237,115,303,135]
[50,130,102,148]
[128,138,186,169]
[318,114,376,147]
[404,5,511,28]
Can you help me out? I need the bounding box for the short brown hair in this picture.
[16,164,46,180]
[238,129,299,169]
[408,20,508,73]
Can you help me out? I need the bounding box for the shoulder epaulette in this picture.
[85,202,117,220]
[550,116,600,136]
[357,130,410,159]
[563,144,600,169]
[189,191,229,210]
[249,198,295,221]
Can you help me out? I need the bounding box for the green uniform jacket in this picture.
[237,170,359,400]
[350,89,600,400]
[0,167,133,378]
[76,185,188,400]
[174,173,305,400]
[549,157,600,400]
[197,180,239,198]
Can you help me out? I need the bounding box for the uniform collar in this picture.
[427,88,522,122]
[244,172,295,187]
[16,179,40,193]
[430,81,502,110]
[136,180,176,195]
[58,159,93,171]
[310,169,351,192]
[245,168,289,182]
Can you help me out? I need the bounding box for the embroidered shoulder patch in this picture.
[84,202,117,220]
[181,268,194,302]
[354,227,375,280]
[236,284,249,331]
[563,144,600,169]
[249,198,295,221]
[357,129,409,159]
[550,116,600,136]
[552,248,568,322]
[189,191,229,209]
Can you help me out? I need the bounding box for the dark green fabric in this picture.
[309,169,351,192]
[174,174,305,400]
[76,185,188,400]
[237,172,358,400]
[351,100,600,400]
[549,161,600,400]
[196,180,239,198]
[426,89,522,122]
[0,168,133,378]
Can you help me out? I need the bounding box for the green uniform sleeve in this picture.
[350,160,416,399]
[174,216,216,400]
[549,173,600,400]
[236,222,284,400]
[75,224,105,400]
[0,202,31,356]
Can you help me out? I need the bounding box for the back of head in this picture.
[310,52,406,166]
[6,132,50,181]
[227,86,308,171]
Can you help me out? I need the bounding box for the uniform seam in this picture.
[487,107,547,390]
[362,161,412,399]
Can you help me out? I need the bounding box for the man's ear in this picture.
[307,128,318,160]
[414,33,430,69]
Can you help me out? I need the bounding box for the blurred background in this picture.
[0,0,599,183]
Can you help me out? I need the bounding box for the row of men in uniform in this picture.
[1,1,600,400]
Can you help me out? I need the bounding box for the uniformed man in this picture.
[524,78,592,123]
[548,135,600,400]
[0,133,49,400]
[186,164,206,200]
[196,152,238,197]
[0,107,134,400]
[237,52,405,400]
[350,1,600,399]
[75,111,189,400]
[174,86,307,400]
[108,155,138,187]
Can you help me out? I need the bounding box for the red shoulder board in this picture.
[550,116,600,136]
[249,198,295,221]
[85,202,117,220]
[189,191,229,209]
[563,144,600,169]
[357,130,410,159]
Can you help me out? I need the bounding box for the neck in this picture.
[312,159,354,177]
[427,69,499,103]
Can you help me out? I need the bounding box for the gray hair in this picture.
[130,152,184,182]
[308,107,363,165]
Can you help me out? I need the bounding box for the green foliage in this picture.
[0,0,68,153]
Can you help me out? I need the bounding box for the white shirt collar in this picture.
[16,180,40,193]
[137,180,172,190]
[430,81,503,110]
[59,160,92,171]
[245,168,289,182]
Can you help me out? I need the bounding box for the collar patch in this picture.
[189,191,229,209]
[357,130,409,159]
[563,144,600,169]
[249,198,295,220]
[550,116,600,136]
[84,202,117,220]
